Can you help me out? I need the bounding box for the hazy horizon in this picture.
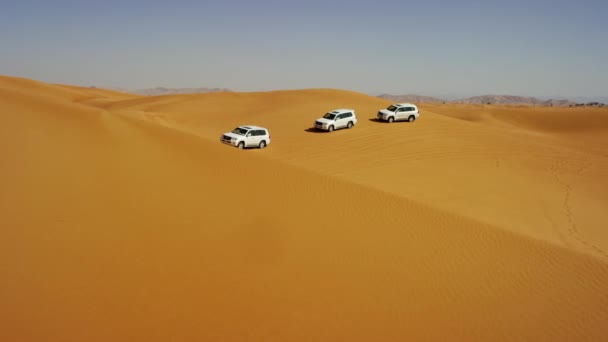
[1,0,607,99]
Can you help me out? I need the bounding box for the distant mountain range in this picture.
[99,86,603,107]
[451,95,573,106]
[99,86,230,96]
[130,87,231,96]
[377,94,446,103]
[377,93,605,107]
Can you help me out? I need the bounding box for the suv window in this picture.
[233,127,248,135]
[407,107,416,111]
[256,130,266,136]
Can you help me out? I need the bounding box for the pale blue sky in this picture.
[1,0,607,99]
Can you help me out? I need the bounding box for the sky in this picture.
[1,0,607,99]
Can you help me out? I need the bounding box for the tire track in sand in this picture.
[549,160,608,260]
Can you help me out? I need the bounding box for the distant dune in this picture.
[2,74,608,341]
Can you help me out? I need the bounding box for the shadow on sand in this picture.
[369,118,412,124]
[304,127,327,133]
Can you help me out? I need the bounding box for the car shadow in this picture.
[304,127,327,133]
[369,118,412,123]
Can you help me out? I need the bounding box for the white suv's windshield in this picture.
[387,105,398,112]
[231,127,248,135]
[323,113,337,120]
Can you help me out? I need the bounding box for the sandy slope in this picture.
[1,76,608,341]
[108,90,608,260]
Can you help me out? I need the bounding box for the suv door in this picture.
[410,106,418,117]
[255,130,266,145]
[244,130,256,147]
[343,112,353,126]
[342,113,354,127]
[335,113,345,128]
[406,107,416,119]
[396,107,407,120]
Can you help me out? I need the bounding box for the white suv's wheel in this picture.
[388,116,394,123]
[347,121,353,129]
[259,140,266,149]
[408,115,416,122]
[237,141,244,149]
[328,125,335,132]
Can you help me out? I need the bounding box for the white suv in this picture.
[314,109,358,132]
[377,103,419,123]
[220,125,271,149]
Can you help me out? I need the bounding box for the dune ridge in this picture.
[2,75,608,341]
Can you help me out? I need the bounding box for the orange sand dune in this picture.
[1,75,608,341]
[112,89,608,260]
[424,103,608,154]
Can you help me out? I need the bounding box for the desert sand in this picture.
[1,75,608,341]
